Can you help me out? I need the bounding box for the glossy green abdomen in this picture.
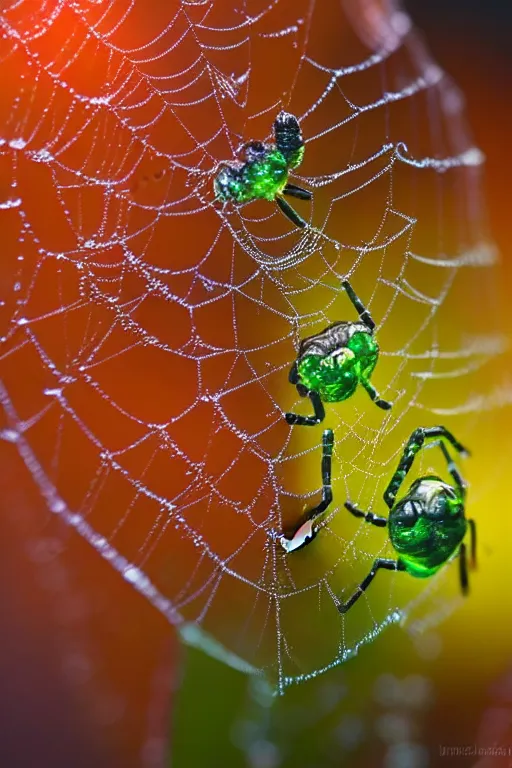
[347,332,379,378]
[297,331,379,403]
[288,145,305,169]
[389,503,467,578]
[297,352,358,402]
[237,150,288,202]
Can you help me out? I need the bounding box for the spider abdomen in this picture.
[297,352,358,402]
[242,150,289,200]
[214,149,288,204]
[389,479,467,578]
[296,324,379,403]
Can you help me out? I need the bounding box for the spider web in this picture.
[0,0,505,694]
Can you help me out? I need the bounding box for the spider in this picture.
[285,280,392,428]
[214,111,312,229]
[337,426,477,614]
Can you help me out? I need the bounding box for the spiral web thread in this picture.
[0,0,504,693]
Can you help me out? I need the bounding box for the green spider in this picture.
[285,280,392,428]
[214,112,311,229]
[338,426,477,613]
[279,426,477,612]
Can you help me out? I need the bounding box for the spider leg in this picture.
[383,426,469,509]
[467,519,477,569]
[344,501,387,527]
[419,426,469,455]
[285,361,325,426]
[279,429,334,553]
[337,558,406,614]
[315,428,334,515]
[341,280,375,331]
[459,541,469,595]
[435,440,476,571]
[430,440,467,497]
[276,195,308,229]
[282,183,312,201]
[360,378,392,411]
[288,361,299,385]
[285,384,325,426]
[340,280,392,409]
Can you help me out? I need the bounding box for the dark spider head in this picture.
[408,477,464,522]
[213,163,244,202]
[241,140,269,163]
[391,478,464,527]
[274,111,304,168]
[274,111,301,135]
[389,477,467,568]
[391,497,423,528]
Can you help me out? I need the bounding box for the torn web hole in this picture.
[0,0,504,692]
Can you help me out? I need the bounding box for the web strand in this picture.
[0,0,503,690]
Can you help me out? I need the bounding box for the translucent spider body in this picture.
[214,112,311,228]
[279,426,477,613]
[339,426,477,613]
[285,281,391,427]
[388,477,467,577]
